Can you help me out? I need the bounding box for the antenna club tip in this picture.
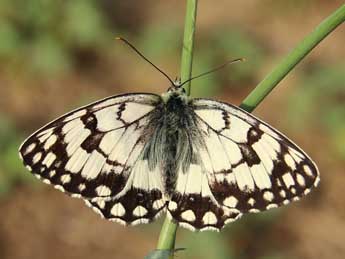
[240,58,246,62]
[115,36,123,40]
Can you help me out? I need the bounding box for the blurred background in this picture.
[0,1,344,258]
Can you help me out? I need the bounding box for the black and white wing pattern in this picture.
[167,98,319,231]
[19,93,166,224]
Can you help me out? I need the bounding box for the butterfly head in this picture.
[161,77,188,102]
[166,77,186,94]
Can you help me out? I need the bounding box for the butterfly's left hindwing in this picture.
[167,98,319,231]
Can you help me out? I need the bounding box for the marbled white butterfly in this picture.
[19,39,319,231]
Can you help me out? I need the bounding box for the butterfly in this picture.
[19,82,319,231]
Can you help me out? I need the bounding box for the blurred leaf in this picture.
[287,63,345,159]
[139,22,180,58]
[63,0,111,47]
[0,0,113,76]
[0,21,22,57]
[30,35,71,74]
[0,114,35,197]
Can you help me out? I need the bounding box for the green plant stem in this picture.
[180,0,198,96]
[155,0,198,258]
[240,4,345,112]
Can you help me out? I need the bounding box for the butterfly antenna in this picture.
[179,58,246,87]
[115,37,175,86]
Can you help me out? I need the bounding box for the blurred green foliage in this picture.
[192,27,266,97]
[0,0,112,75]
[287,63,345,159]
[0,115,35,196]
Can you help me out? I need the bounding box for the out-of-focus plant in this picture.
[193,28,266,97]
[287,63,345,159]
[0,115,35,196]
[0,0,112,75]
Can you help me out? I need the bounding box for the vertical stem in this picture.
[156,217,178,257]
[155,1,198,258]
[180,0,198,96]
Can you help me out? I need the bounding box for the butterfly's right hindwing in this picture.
[166,98,319,231]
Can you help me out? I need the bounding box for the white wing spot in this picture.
[296,173,306,186]
[290,187,297,194]
[24,143,36,155]
[78,184,86,192]
[249,208,260,213]
[49,170,56,177]
[153,199,164,210]
[283,200,290,205]
[42,152,57,168]
[314,177,320,187]
[303,165,313,177]
[284,153,296,170]
[42,179,51,184]
[43,134,57,150]
[54,185,65,192]
[133,205,148,217]
[304,189,311,195]
[60,174,71,184]
[263,191,274,202]
[223,196,238,208]
[111,203,126,217]
[25,165,32,171]
[95,185,111,196]
[266,204,278,210]
[96,200,106,209]
[202,211,217,225]
[247,198,255,206]
[279,189,286,198]
[282,173,295,188]
[32,152,42,164]
[168,201,178,211]
[181,210,196,222]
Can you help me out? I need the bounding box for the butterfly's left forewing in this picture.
[167,98,319,231]
[19,93,163,199]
